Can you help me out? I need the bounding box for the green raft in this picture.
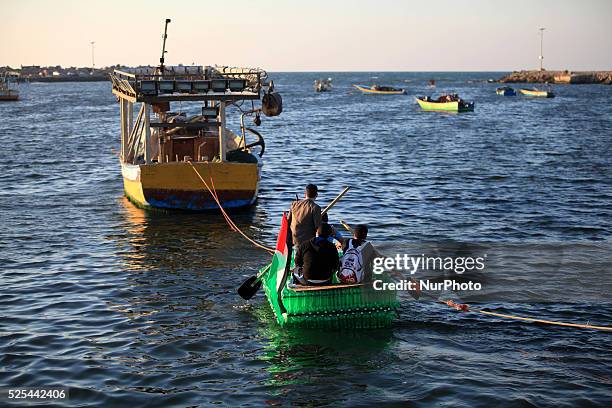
[261,213,399,329]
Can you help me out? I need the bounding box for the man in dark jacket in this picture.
[293,223,339,285]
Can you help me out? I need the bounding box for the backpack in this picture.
[338,239,366,284]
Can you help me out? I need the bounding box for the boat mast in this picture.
[159,18,171,74]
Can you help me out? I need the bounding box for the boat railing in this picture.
[110,65,267,102]
[1,72,20,92]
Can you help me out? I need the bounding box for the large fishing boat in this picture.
[109,20,282,211]
[0,72,19,101]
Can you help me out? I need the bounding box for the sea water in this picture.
[1,73,611,406]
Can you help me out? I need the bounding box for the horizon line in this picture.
[5,65,611,73]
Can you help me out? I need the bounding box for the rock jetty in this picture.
[499,70,612,84]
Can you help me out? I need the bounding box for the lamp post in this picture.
[90,41,96,72]
[538,28,545,71]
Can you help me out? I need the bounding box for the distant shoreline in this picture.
[18,76,108,83]
[9,70,612,84]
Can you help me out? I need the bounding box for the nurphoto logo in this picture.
[372,253,487,292]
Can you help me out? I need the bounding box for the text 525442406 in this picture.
[2,388,68,400]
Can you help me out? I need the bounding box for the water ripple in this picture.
[1,75,611,406]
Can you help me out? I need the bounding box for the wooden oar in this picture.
[339,219,351,232]
[322,186,350,215]
[237,263,271,300]
[237,186,352,300]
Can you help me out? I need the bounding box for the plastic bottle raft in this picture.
[260,215,399,329]
[263,268,399,329]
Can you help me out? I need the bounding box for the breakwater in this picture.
[499,70,612,84]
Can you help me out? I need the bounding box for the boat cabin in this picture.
[110,66,271,166]
[0,72,20,101]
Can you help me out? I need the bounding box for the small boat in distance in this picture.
[314,78,332,92]
[496,86,516,96]
[0,72,19,101]
[519,88,555,98]
[416,94,475,112]
[353,84,406,95]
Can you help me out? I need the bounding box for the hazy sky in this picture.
[3,0,611,71]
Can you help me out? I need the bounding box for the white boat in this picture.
[314,78,332,92]
[0,72,19,101]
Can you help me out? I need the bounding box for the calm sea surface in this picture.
[1,73,611,407]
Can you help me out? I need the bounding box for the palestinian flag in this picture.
[266,213,293,319]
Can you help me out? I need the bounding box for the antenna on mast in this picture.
[159,18,171,74]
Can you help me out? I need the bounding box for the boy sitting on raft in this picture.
[321,212,343,248]
[338,224,380,284]
[293,223,339,286]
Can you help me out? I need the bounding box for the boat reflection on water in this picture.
[109,196,271,329]
[253,305,396,406]
[117,196,269,273]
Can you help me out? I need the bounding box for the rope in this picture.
[442,300,612,332]
[188,162,274,254]
[477,310,612,331]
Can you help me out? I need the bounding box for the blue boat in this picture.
[496,86,516,96]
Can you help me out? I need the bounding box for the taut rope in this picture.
[443,300,612,332]
[188,162,274,254]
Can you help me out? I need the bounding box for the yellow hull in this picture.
[416,97,475,112]
[353,84,406,95]
[519,89,555,98]
[121,161,261,210]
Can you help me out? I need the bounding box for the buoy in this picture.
[262,91,282,116]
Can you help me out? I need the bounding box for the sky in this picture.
[2,0,611,71]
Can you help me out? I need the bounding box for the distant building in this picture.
[21,65,41,76]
